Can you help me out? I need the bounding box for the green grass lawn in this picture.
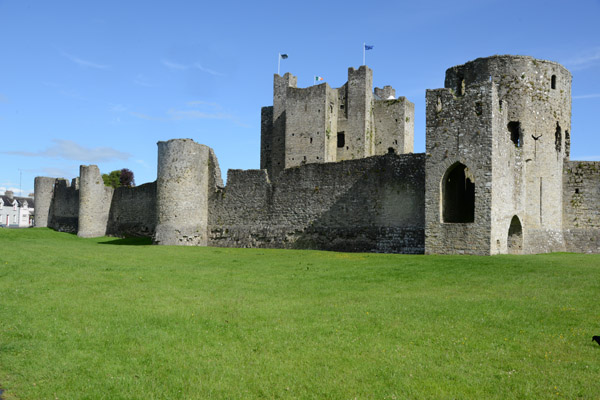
[1,228,599,399]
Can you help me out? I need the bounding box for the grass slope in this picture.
[1,228,599,399]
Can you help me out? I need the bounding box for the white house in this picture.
[0,191,34,227]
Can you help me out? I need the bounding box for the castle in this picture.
[34,55,600,255]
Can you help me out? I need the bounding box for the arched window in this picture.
[442,162,475,223]
[507,216,523,254]
[551,75,556,90]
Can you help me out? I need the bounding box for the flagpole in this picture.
[278,53,281,75]
[363,43,365,65]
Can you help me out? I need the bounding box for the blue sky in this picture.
[1,0,599,195]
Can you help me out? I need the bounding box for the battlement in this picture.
[374,86,396,100]
[445,55,571,90]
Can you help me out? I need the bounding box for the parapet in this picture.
[374,86,396,100]
[274,72,297,89]
[445,55,571,90]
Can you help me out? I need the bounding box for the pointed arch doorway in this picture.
[441,162,475,223]
[507,216,523,254]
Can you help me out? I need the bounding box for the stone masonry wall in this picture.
[106,181,157,237]
[373,97,414,155]
[48,178,79,233]
[285,84,337,168]
[268,73,298,178]
[209,152,425,253]
[260,106,274,175]
[34,57,599,256]
[489,88,524,255]
[425,82,496,255]
[563,161,600,252]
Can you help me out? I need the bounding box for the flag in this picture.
[364,44,374,50]
[280,53,288,59]
[315,76,324,82]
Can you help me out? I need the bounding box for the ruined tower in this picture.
[425,55,571,255]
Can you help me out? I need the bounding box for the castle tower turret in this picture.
[284,82,338,169]
[34,176,57,227]
[154,139,211,246]
[339,65,374,160]
[260,73,298,178]
[78,165,114,238]
[425,55,571,254]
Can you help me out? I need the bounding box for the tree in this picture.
[102,170,121,189]
[119,168,135,187]
[102,169,135,189]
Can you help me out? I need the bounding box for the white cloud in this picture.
[162,59,224,76]
[571,155,600,161]
[61,51,110,69]
[133,74,156,87]
[0,181,15,189]
[109,103,127,112]
[129,101,244,125]
[572,93,600,100]
[187,100,220,108]
[193,63,225,77]
[41,166,78,179]
[129,111,166,121]
[0,186,33,196]
[135,159,151,168]
[2,139,131,162]
[166,109,235,121]
[162,59,189,70]
[42,81,87,101]
[58,88,87,100]
[563,48,600,71]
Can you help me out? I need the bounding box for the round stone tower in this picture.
[426,55,572,254]
[154,139,211,246]
[78,165,113,238]
[34,176,56,227]
[445,55,571,158]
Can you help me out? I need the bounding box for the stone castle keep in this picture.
[34,55,600,255]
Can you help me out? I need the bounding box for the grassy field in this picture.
[0,228,599,399]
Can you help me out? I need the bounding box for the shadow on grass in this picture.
[98,237,153,246]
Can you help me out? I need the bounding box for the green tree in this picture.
[102,170,121,189]
[102,169,136,189]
